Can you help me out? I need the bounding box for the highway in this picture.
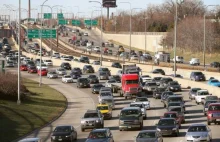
[6,66,220,142]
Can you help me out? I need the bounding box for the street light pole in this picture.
[40,0,48,87]
[17,0,21,105]
[173,0,178,77]
[144,13,147,53]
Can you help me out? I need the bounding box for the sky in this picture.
[1,0,220,19]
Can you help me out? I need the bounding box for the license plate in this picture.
[58,139,62,141]
[89,124,93,126]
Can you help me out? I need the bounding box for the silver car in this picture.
[47,71,58,79]
[143,82,158,92]
[185,124,212,142]
[99,72,109,80]
[98,91,113,103]
[56,68,67,76]
[130,102,147,119]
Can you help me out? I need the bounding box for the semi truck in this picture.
[110,64,143,99]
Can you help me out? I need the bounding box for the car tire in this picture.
[81,127,85,132]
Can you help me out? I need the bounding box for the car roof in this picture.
[86,110,98,113]
[91,128,108,132]
[97,104,109,107]
[122,107,140,110]
[138,130,157,133]
[19,138,40,142]
[164,111,178,114]
[198,90,208,92]
[189,124,207,127]
[159,118,176,120]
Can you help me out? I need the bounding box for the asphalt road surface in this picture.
[6,65,220,142]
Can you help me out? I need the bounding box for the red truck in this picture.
[111,64,143,99]
[207,103,220,125]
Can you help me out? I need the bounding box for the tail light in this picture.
[208,113,212,117]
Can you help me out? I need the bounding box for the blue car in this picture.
[207,79,220,87]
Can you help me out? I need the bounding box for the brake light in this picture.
[208,113,212,117]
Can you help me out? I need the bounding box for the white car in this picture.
[43,60,53,66]
[189,58,200,66]
[172,56,184,63]
[56,68,67,76]
[72,30,76,33]
[62,75,73,83]
[86,46,92,52]
[141,75,152,83]
[61,56,70,60]
[130,55,139,60]
[105,79,117,88]
[133,97,151,110]
[86,42,92,47]
[36,63,48,70]
[20,55,26,60]
[195,90,211,105]
[84,32,88,36]
[93,46,100,52]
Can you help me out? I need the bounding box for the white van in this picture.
[173,56,184,63]
[189,58,200,66]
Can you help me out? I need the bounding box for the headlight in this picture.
[96,119,100,123]
[170,87,174,89]
[66,135,71,137]
[141,108,144,112]
[120,120,124,124]
[81,120,85,123]
[172,128,177,130]
[156,128,161,131]
[51,136,55,139]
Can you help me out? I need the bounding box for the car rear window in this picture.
[84,113,98,118]
[208,105,220,111]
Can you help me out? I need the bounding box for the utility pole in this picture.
[17,0,21,105]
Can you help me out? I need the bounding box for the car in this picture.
[111,62,122,68]
[207,103,220,125]
[190,71,206,81]
[159,77,173,87]
[79,56,89,64]
[153,87,167,99]
[130,55,139,60]
[134,97,150,110]
[100,87,112,94]
[185,124,212,142]
[85,128,114,142]
[170,74,183,78]
[77,78,90,88]
[99,71,109,80]
[81,109,104,131]
[135,130,163,142]
[152,77,162,86]
[105,79,117,87]
[130,102,147,119]
[47,71,58,79]
[109,75,121,83]
[88,75,99,84]
[143,82,158,92]
[36,63,47,70]
[56,68,67,76]
[96,104,112,119]
[210,62,220,68]
[116,70,122,77]
[156,118,179,136]
[119,107,143,131]
[84,32,88,36]
[207,79,220,87]
[70,71,81,79]
[164,96,185,108]
[5,61,14,67]
[92,60,100,65]
[19,138,41,142]
[167,101,185,111]
[37,69,48,76]
[195,90,211,105]
[203,95,218,105]
[189,58,200,66]
[86,46,92,52]
[161,91,175,103]
[203,100,218,116]
[91,83,103,93]
[168,106,185,123]
[61,55,71,61]
[60,62,71,70]
[27,66,38,73]
[151,69,165,75]
[98,67,111,76]
[51,125,77,142]
[43,59,53,66]
[71,67,82,75]
[189,88,201,100]
[93,46,100,52]
[62,75,73,83]
[98,91,113,103]
[83,65,94,73]
[20,65,28,71]
[166,81,182,92]
[140,75,152,83]
[161,111,183,127]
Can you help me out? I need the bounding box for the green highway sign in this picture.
[44,13,52,19]
[27,29,56,38]
[57,13,64,19]
[84,20,98,26]
[72,20,81,26]
[58,19,67,25]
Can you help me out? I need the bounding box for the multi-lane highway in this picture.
[6,65,220,142]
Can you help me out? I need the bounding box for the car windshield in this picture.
[45,60,51,62]
[58,68,65,71]
[120,110,140,118]
[97,106,108,110]
[89,75,97,78]
[100,92,112,97]
[137,132,156,138]
[198,91,209,96]
[168,103,181,107]
[100,72,107,75]
[50,72,56,74]
[170,82,179,85]
[88,131,107,139]
[188,126,207,132]
[208,105,220,111]
[146,83,157,86]
[100,68,109,71]
[136,98,148,102]
[30,67,36,69]
[63,63,70,65]
[211,80,219,83]
[130,104,144,108]
[108,80,116,83]
[164,113,177,118]
[54,126,70,132]
[86,65,92,69]
[64,75,71,78]
[194,72,203,75]
[142,75,150,78]
[158,119,175,126]
[126,80,139,84]
[153,77,162,81]
[191,88,201,93]
[205,101,217,107]
[84,113,99,118]
[170,107,182,113]
[206,96,218,100]
[79,78,88,82]
[112,76,120,80]
[169,97,183,102]
[94,84,103,88]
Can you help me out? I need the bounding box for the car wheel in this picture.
[81,127,85,132]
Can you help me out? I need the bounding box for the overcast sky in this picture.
[1,0,220,19]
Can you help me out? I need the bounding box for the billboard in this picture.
[102,0,117,8]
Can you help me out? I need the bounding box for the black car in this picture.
[156,118,179,136]
[71,67,82,75]
[88,75,99,84]
[98,67,111,76]
[79,56,89,64]
[153,87,166,99]
[190,71,206,81]
[161,91,175,103]
[92,84,105,94]
[210,62,220,68]
[109,75,121,83]
[83,65,94,73]
[152,69,165,75]
[77,78,90,88]
[70,71,81,79]
[166,81,181,92]
[61,62,71,70]
[51,125,77,142]
[111,62,122,68]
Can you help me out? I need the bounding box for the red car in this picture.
[27,66,38,73]
[37,69,48,76]
[161,111,183,127]
[207,103,220,125]
[20,65,27,71]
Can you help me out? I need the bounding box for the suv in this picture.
[77,78,90,88]
[81,110,104,131]
[207,103,220,125]
[60,62,71,70]
[164,96,185,109]
[190,71,206,81]
[119,107,143,131]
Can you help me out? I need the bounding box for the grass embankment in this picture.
[0,79,66,142]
